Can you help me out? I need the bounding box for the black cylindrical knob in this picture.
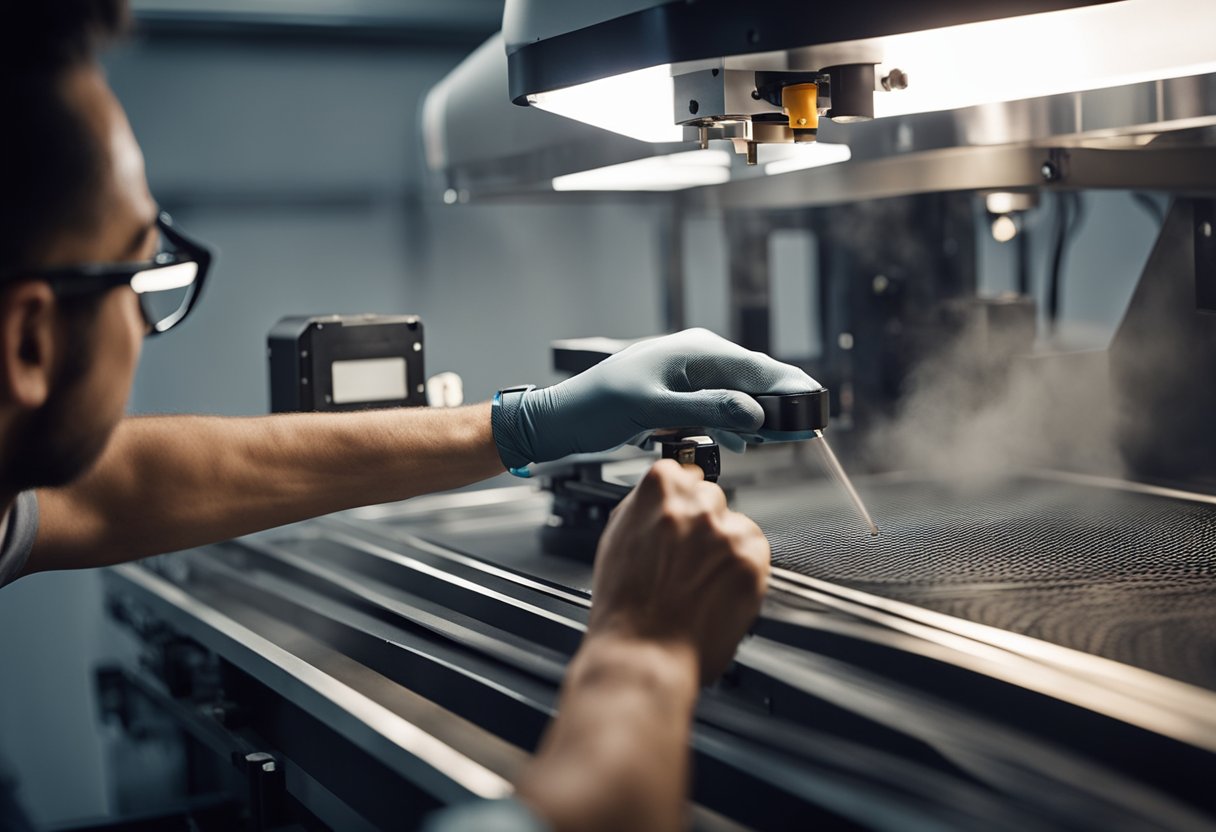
[754,389,830,432]
[824,64,875,122]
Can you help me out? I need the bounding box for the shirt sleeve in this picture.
[0,491,39,589]
[418,799,549,832]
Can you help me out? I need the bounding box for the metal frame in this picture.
[104,483,1216,827]
[503,0,1117,104]
[682,144,1216,212]
[104,565,514,805]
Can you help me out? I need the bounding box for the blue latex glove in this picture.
[492,328,820,471]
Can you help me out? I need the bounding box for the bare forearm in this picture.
[31,405,502,570]
[516,635,699,832]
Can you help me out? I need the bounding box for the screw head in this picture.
[1040,161,1060,182]
[1202,221,1213,238]
[797,117,807,125]
[882,68,909,91]
[688,99,699,115]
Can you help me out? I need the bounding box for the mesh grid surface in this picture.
[733,476,1216,690]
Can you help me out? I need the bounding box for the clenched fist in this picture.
[588,459,771,685]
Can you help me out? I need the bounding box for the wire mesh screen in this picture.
[734,476,1216,689]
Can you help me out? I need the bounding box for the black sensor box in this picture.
[268,314,425,413]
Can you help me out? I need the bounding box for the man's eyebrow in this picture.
[120,216,159,260]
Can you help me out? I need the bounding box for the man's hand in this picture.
[491,328,819,469]
[513,461,770,832]
[589,458,770,684]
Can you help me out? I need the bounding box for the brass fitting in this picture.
[781,83,819,134]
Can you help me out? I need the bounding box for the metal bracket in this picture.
[237,751,286,831]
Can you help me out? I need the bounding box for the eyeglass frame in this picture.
[3,211,213,336]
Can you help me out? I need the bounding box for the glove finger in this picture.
[651,389,765,433]
[689,353,819,394]
[674,332,819,394]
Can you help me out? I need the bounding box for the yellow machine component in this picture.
[781,83,820,133]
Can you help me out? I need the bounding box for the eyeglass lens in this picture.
[133,260,199,331]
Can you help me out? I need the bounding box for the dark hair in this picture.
[0,0,130,276]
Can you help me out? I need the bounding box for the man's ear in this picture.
[0,281,58,410]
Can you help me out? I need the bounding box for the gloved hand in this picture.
[491,328,820,471]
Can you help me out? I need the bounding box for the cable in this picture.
[1015,216,1031,295]
[1045,192,1085,336]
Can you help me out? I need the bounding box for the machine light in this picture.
[869,0,1216,119]
[551,149,732,191]
[991,215,1019,243]
[764,143,852,176]
[527,64,684,144]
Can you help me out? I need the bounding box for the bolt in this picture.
[881,68,909,91]
[697,126,709,150]
[1202,221,1213,238]
[711,68,720,77]
[688,99,699,115]
[751,89,761,100]
[416,384,425,393]
[1040,161,1060,182]
[413,342,422,351]
[797,117,807,125]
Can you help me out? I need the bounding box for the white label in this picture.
[331,357,408,404]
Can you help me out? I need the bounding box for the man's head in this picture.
[1,0,157,493]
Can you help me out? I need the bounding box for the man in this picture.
[1,2,819,830]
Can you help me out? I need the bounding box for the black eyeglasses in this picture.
[23,211,213,336]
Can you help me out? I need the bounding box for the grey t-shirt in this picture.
[0,491,38,588]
